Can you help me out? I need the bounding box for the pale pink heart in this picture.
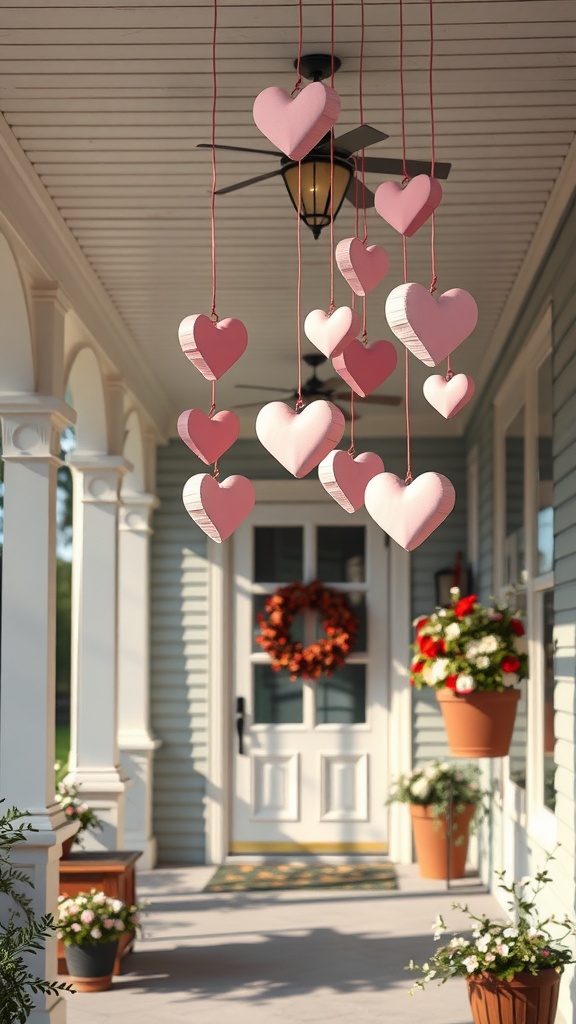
[332,339,398,398]
[335,238,390,296]
[385,283,478,367]
[304,306,361,359]
[256,400,345,479]
[177,408,240,465]
[364,471,456,551]
[375,175,443,237]
[318,450,385,514]
[182,473,255,543]
[178,314,248,381]
[253,82,341,161]
[423,373,476,420]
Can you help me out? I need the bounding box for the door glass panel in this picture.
[537,355,554,575]
[505,408,525,584]
[253,595,305,652]
[315,665,366,724]
[316,527,365,583]
[254,527,303,583]
[346,592,367,652]
[543,590,556,810]
[253,664,303,723]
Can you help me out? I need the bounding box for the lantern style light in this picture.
[281,153,353,239]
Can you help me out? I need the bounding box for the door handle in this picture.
[236,697,246,755]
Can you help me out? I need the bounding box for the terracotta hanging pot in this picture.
[435,687,520,757]
[64,940,119,993]
[409,803,475,880]
[60,836,75,859]
[467,968,562,1024]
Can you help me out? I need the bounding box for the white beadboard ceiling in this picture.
[0,0,575,438]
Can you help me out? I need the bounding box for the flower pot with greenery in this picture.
[410,589,529,757]
[54,764,102,856]
[58,889,142,992]
[388,760,489,879]
[407,848,575,1024]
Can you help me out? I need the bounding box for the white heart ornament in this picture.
[318,450,385,514]
[253,82,341,162]
[423,374,475,419]
[364,471,456,551]
[385,283,478,367]
[335,238,390,296]
[304,306,361,359]
[182,473,255,543]
[256,401,345,478]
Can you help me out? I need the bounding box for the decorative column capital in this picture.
[67,453,130,504]
[31,283,71,316]
[0,394,75,462]
[119,493,160,535]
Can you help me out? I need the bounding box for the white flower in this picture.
[479,635,499,654]
[111,899,123,913]
[450,587,460,596]
[463,955,480,973]
[410,777,432,801]
[421,663,435,684]
[503,927,518,939]
[484,952,496,962]
[476,656,490,669]
[432,914,445,940]
[430,658,451,683]
[465,640,481,658]
[90,928,102,939]
[502,673,518,688]
[449,937,469,949]
[476,935,491,952]
[495,943,510,957]
[456,674,477,694]
[92,892,107,905]
[445,622,461,640]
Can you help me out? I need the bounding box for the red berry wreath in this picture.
[256,580,359,682]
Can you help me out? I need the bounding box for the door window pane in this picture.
[254,527,303,582]
[315,665,366,724]
[253,665,303,723]
[347,592,367,652]
[537,355,554,575]
[505,408,525,584]
[543,590,556,811]
[317,526,365,582]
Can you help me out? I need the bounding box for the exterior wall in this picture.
[151,434,467,862]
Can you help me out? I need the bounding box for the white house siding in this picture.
[151,435,466,862]
[465,192,576,1024]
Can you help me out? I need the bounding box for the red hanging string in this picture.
[296,160,304,409]
[428,0,438,296]
[210,0,218,321]
[403,233,412,485]
[348,391,356,456]
[292,0,304,93]
[359,0,368,242]
[208,380,216,418]
[398,0,409,183]
[329,0,336,313]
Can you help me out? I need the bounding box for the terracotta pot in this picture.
[61,836,75,859]
[65,940,119,993]
[467,969,562,1024]
[435,687,520,757]
[409,803,475,879]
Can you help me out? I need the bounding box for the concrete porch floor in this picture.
[60,862,503,1024]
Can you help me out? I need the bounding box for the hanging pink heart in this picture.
[178,314,248,381]
[177,409,240,465]
[304,306,361,359]
[182,473,255,543]
[335,238,390,297]
[423,374,476,420]
[253,82,341,162]
[385,283,478,367]
[364,471,456,551]
[332,339,398,398]
[256,400,345,478]
[318,450,385,514]
[374,175,443,237]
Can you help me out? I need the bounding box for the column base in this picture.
[28,996,68,1024]
[119,735,161,868]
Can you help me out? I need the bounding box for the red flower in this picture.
[511,618,525,637]
[411,660,425,675]
[501,655,521,674]
[414,617,429,634]
[454,594,478,618]
[418,635,445,658]
[446,674,458,690]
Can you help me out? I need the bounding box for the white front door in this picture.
[231,499,391,855]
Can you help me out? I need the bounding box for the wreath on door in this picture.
[256,580,359,682]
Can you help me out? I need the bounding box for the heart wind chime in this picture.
[178,0,478,550]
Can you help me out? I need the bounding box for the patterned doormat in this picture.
[204,862,397,892]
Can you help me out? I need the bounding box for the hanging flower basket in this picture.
[466,968,561,1024]
[436,688,520,758]
[410,803,476,880]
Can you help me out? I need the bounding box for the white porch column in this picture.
[67,454,129,849]
[0,394,76,1024]
[118,493,161,868]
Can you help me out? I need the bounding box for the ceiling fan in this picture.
[198,54,451,238]
[234,352,402,420]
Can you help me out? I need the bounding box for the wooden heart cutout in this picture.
[332,339,397,398]
[182,473,255,543]
[423,373,476,420]
[385,283,478,367]
[335,238,390,296]
[177,408,240,465]
[374,175,443,237]
[253,82,341,162]
[318,450,385,514]
[364,471,456,551]
[256,400,345,478]
[178,314,248,381]
[304,306,361,359]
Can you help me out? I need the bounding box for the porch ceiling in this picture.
[0,1,575,438]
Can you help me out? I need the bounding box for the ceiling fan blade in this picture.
[345,176,376,209]
[359,156,452,179]
[235,384,291,392]
[215,168,284,195]
[317,125,389,156]
[197,142,281,158]
[316,376,344,393]
[333,391,402,406]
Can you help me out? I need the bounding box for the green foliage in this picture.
[387,760,491,844]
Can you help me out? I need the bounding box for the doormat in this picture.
[204,862,397,892]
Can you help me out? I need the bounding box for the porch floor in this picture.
[60,862,502,1023]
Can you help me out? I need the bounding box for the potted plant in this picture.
[57,888,142,992]
[406,849,576,1024]
[388,761,489,879]
[410,588,529,757]
[54,764,102,857]
[0,802,74,1022]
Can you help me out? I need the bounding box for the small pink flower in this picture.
[80,910,95,925]
[71,923,82,933]
[103,918,114,929]
[90,928,102,939]
[114,920,126,932]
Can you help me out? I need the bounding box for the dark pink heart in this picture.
[178,314,248,381]
[177,409,240,465]
[332,339,397,398]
